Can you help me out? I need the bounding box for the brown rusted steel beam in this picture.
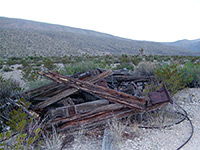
[37,70,113,109]
[38,71,146,110]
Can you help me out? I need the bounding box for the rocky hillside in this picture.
[163,39,200,52]
[0,17,198,57]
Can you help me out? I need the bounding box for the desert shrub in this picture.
[131,56,143,66]
[154,64,191,95]
[0,106,41,150]
[3,67,13,72]
[6,60,18,66]
[35,62,42,67]
[119,54,130,63]
[22,68,39,82]
[0,76,21,101]
[133,62,157,77]
[27,78,52,91]
[59,61,98,75]
[43,59,56,70]
[20,59,29,68]
[181,62,200,87]
[116,62,133,70]
[153,55,162,62]
[61,57,72,64]
[17,66,23,70]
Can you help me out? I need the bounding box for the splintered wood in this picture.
[24,69,172,134]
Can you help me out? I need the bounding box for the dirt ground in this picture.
[69,88,200,150]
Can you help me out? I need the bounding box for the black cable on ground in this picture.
[138,102,194,150]
[175,102,194,150]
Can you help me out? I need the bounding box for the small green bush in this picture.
[0,106,41,150]
[134,62,157,77]
[43,59,56,70]
[59,61,98,75]
[3,67,13,72]
[22,68,39,82]
[154,64,192,95]
[27,78,52,91]
[181,62,200,87]
[0,75,21,101]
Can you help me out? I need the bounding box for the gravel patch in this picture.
[67,88,200,150]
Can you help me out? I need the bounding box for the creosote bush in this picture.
[153,64,192,95]
[59,61,98,75]
[0,98,41,150]
[181,62,200,87]
[0,76,21,101]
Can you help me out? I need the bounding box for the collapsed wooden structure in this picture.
[24,69,173,134]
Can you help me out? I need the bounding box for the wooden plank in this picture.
[37,70,113,109]
[54,102,167,133]
[56,105,133,132]
[24,82,57,96]
[38,71,146,110]
[50,103,124,125]
[101,129,114,150]
[31,84,66,99]
[47,100,109,119]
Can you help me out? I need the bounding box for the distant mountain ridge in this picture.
[163,39,200,52]
[0,17,199,57]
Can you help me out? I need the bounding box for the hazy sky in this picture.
[0,0,200,42]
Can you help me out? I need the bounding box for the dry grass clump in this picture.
[41,126,64,150]
[133,61,157,77]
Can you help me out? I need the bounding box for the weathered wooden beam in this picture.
[50,102,168,133]
[37,70,113,109]
[38,71,146,110]
[31,84,66,99]
[50,103,125,125]
[24,82,57,96]
[47,100,109,120]
[56,105,134,133]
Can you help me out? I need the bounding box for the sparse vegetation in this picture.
[1,54,200,149]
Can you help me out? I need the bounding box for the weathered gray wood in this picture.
[51,103,124,125]
[38,71,146,110]
[24,82,57,96]
[37,70,113,109]
[38,87,78,109]
[102,129,114,150]
[31,84,66,98]
[47,100,109,119]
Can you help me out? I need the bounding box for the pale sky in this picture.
[0,0,200,42]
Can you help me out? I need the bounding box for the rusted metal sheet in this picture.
[148,83,173,105]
